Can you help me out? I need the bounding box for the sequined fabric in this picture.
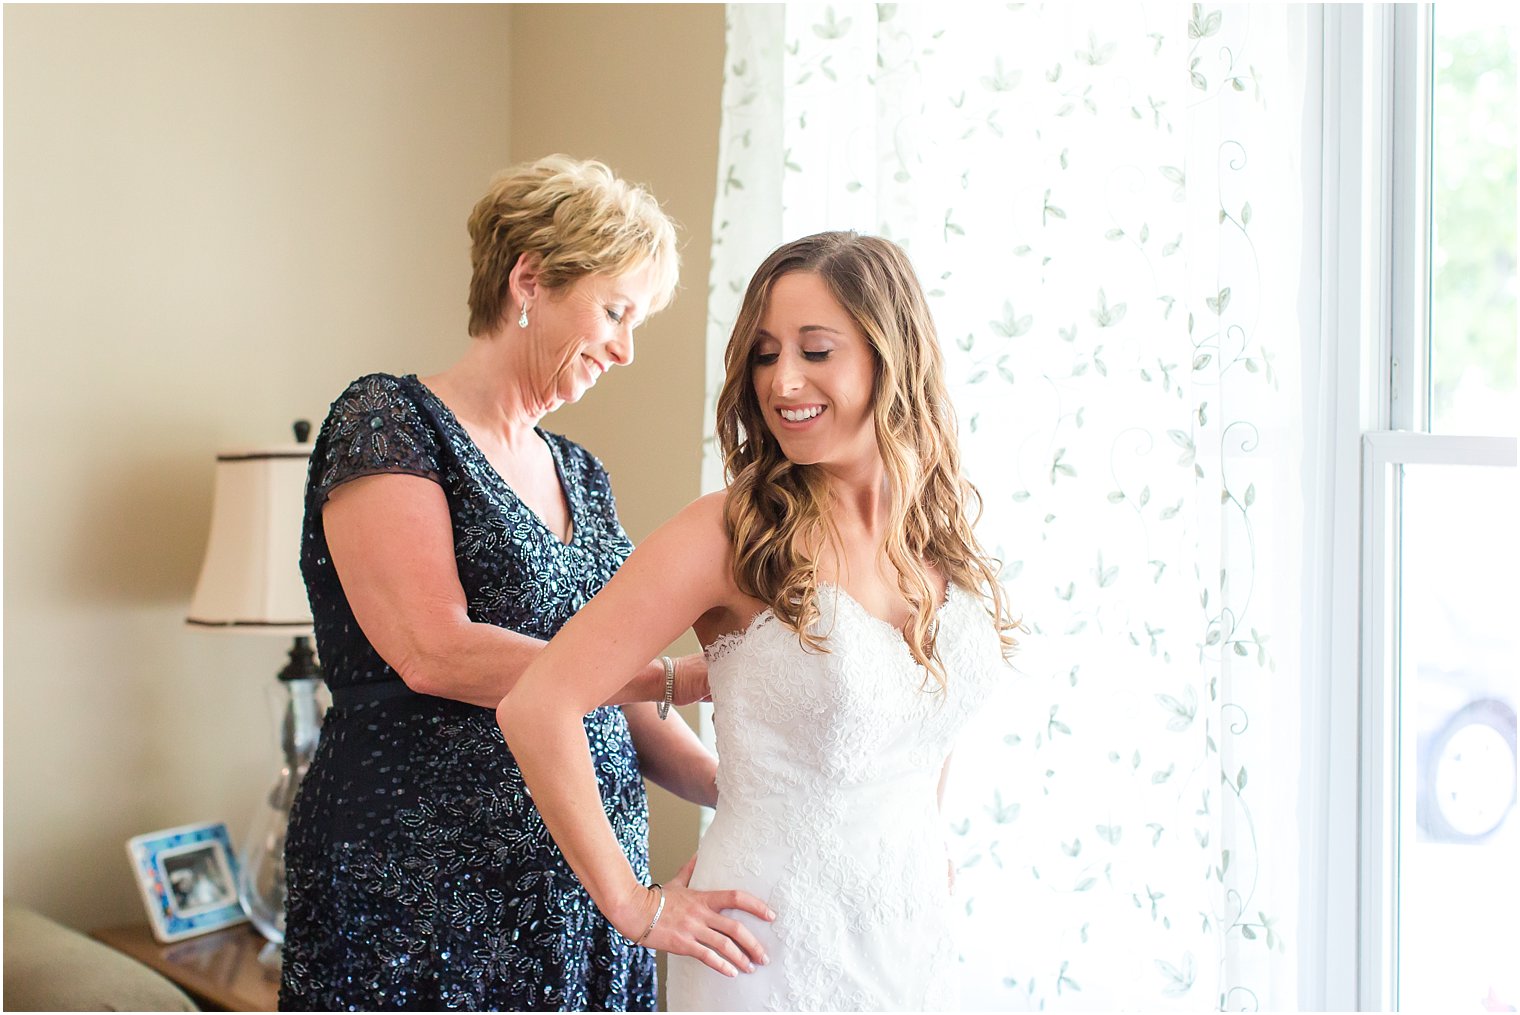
[281,373,652,1012]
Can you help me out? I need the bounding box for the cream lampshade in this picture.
[186,443,314,635]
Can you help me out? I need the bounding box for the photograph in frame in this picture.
[126,821,247,942]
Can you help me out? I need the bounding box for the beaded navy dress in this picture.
[280,373,654,1012]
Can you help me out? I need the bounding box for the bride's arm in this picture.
[497,493,770,976]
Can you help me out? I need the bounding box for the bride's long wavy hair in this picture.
[717,232,1020,690]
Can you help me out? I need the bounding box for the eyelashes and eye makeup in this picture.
[751,349,832,365]
[605,307,625,324]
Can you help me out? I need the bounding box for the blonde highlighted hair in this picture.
[716,232,1020,690]
[466,154,679,336]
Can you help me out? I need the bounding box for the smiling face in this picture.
[526,259,661,411]
[751,271,879,469]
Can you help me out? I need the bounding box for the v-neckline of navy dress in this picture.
[409,373,581,550]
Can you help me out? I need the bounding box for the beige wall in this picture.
[506,2,726,900]
[3,1,726,936]
[2,4,516,927]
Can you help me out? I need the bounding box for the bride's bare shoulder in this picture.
[636,490,735,593]
[652,491,752,639]
[687,488,731,523]
[657,489,730,548]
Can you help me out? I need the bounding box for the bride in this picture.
[498,231,1020,1011]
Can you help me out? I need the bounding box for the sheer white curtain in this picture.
[702,4,1316,1008]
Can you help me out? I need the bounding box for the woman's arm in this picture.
[323,473,675,708]
[498,493,772,976]
[624,702,718,808]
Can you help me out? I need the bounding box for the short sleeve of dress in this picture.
[311,374,443,504]
[587,450,632,542]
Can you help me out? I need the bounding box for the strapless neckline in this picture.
[704,580,962,668]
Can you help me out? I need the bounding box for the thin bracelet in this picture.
[634,883,665,947]
[658,656,676,720]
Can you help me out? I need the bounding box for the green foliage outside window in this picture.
[1431,15,1517,430]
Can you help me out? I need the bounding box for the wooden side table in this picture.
[91,923,279,1012]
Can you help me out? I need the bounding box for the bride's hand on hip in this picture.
[615,857,773,977]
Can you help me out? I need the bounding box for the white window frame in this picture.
[1359,432,1515,1010]
[1316,4,1518,1010]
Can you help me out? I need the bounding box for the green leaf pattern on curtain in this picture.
[703,5,1309,1009]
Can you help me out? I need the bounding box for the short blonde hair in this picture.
[466,155,680,336]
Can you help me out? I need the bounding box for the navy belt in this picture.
[331,680,426,708]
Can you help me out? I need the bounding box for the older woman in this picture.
[280,156,750,1011]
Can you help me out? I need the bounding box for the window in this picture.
[1428,7,1517,435]
[1361,434,1516,1010]
[1353,5,1518,1011]
[1394,456,1517,1011]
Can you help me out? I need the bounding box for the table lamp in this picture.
[186,420,321,948]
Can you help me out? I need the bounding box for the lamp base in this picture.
[238,638,323,946]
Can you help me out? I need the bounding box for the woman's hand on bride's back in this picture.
[614,853,773,977]
[672,653,712,706]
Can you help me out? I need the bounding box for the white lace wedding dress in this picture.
[666,582,1007,1012]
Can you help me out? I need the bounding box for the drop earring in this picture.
[518,304,530,328]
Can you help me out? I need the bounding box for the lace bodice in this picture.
[668,581,1008,1012]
